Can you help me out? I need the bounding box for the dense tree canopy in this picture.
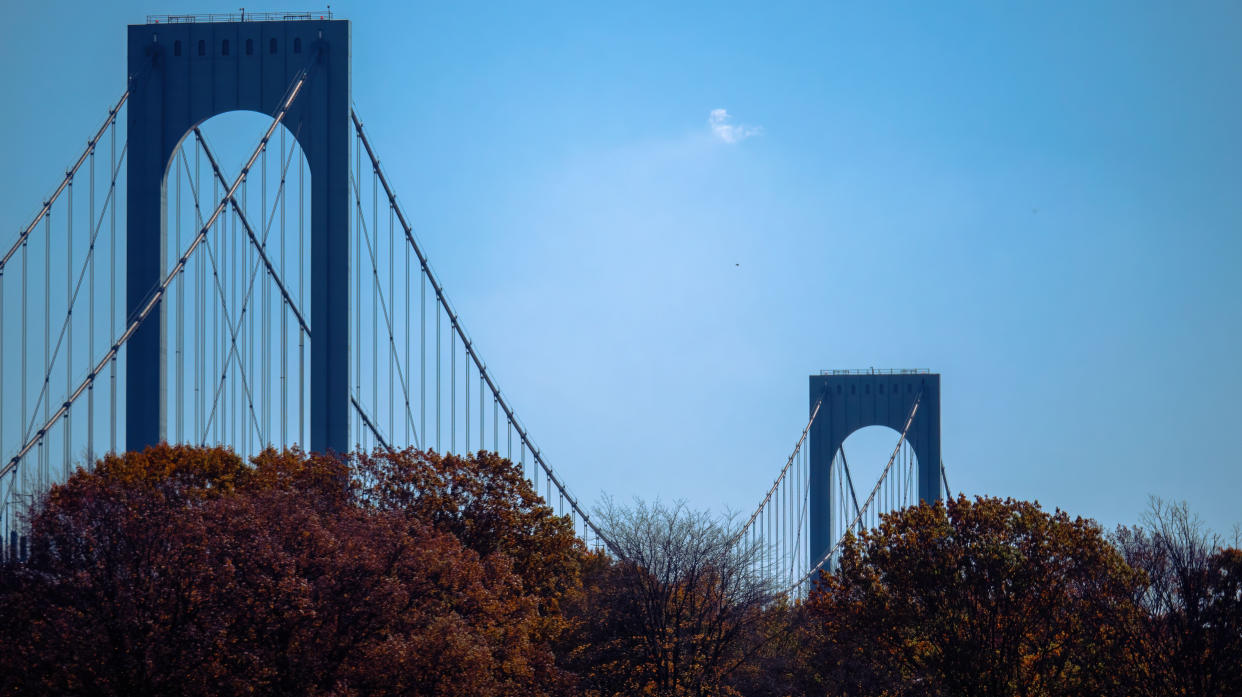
[1,449,1238,696]
[0,445,582,697]
[800,495,1147,697]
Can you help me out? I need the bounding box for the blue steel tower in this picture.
[126,17,350,453]
[808,371,942,566]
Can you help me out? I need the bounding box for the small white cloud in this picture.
[708,108,762,143]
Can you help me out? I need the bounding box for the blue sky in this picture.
[2,1,1240,537]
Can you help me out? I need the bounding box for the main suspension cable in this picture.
[350,108,618,556]
[734,384,829,546]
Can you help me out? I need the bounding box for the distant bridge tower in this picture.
[126,17,350,453]
[808,371,941,566]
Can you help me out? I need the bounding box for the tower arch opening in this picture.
[160,111,313,458]
[833,425,920,536]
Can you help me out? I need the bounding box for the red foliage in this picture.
[0,444,582,696]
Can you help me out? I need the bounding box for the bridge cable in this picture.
[350,395,394,454]
[192,131,311,337]
[0,91,130,274]
[837,446,864,534]
[16,145,128,447]
[734,384,829,547]
[350,109,619,556]
[786,389,923,595]
[191,125,314,448]
[347,171,422,449]
[0,65,313,480]
[180,136,303,446]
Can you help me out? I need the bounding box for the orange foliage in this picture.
[0,444,582,696]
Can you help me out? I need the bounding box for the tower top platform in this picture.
[817,368,931,376]
[146,10,335,24]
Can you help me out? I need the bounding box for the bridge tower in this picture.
[126,17,350,453]
[808,371,941,566]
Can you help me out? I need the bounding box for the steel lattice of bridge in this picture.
[0,14,946,597]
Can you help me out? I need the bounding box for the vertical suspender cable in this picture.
[21,237,27,483]
[451,330,456,453]
[109,119,117,453]
[43,210,50,486]
[421,273,426,448]
[281,128,288,447]
[299,153,305,445]
[371,165,378,449]
[244,160,252,452]
[436,301,440,451]
[176,146,184,443]
[388,200,394,441]
[403,206,409,446]
[235,173,243,445]
[196,148,205,445]
[66,177,74,477]
[261,141,269,446]
[87,144,95,462]
[212,176,220,444]
[224,192,233,446]
[354,134,362,449]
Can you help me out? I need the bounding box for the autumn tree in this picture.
[561,499,775,697]
[801,495,1146,697]
[0,444,583,697]
[1112,498,1242,697]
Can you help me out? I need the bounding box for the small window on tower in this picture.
[174,40,182,57]
[198,39,205,56]
[222,39,230,56]
[246,38,254,55]
[270,37,278,53]
[293,37,302,53]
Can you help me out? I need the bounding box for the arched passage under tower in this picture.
[159,111,313,455]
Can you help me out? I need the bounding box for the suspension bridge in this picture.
[0,13,948,597]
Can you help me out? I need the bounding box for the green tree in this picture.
[802,495,1145,697]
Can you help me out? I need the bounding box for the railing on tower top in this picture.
[147,11,334,24]
[818,368,930,376]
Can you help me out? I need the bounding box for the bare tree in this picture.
[565,498,776,697]
[1113,497,1241,697]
